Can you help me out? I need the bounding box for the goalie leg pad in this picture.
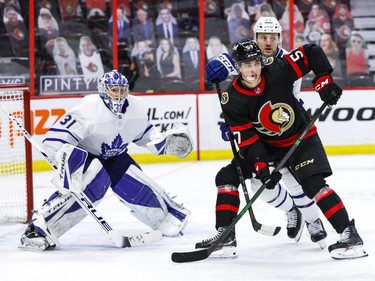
[113,165,191,236]
[112,171,168,230]
[21,158,111,248]
[51,144,88,194]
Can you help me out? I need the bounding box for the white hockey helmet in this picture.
[253,16,282,43]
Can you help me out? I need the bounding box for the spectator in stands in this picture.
[226,2,250,45]
[58,0,82,20]
[3,5,28,55]
[78,36,104,79]
[246,0,268,17]
[85,0,106,19]
[156,38,181,80]
[308,3,331,34]
[155,7,180,47]
[132,8,156,48]
[206,35,229,62]
[38,7,59,47]
[132,50,161,92]
[130,39,161,92]
[108,7,132,45]
[131,39,150,63]
[254,3,276,19]
[304,19,324,45]
[346,32,369,76]
[250,3,276,38]
[332,4,354,52]
[279,3,305,50]
[182,37,200,81]
[320,33,342,77]
[294,33,306,48]
[52,36,78,75]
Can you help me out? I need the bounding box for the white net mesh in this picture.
[0,90,28,223]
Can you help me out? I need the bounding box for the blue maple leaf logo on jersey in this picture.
[100,134,128,159]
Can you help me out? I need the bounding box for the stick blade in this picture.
[126,230,163,247]
[171,248,210,263]
[255,224,281,236]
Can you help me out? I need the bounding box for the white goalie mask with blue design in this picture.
[98,70,129,115]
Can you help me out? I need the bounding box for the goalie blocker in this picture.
[20,143,190,251]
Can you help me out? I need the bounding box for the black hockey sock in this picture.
[315,187,350,233]
[215,185,240,229]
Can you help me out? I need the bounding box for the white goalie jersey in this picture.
[42,93,193,160]
[43,94,158,159]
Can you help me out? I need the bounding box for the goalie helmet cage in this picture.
[0,84,33,223]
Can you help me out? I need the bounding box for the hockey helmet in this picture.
[98,70,129,115]
[232,40,263,64]
[253,16,282,43]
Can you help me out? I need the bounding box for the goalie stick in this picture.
[0,103,162,248]
[215,82,281,236]
[171,101,329,263]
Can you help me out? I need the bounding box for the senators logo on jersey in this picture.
[254,101,294,136]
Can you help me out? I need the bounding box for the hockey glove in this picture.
[219,122,233,142]
[205,53,238,84]
[312,74,342,106]
[254,161,281,190]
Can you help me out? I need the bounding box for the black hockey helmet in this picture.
[231,40,263,64]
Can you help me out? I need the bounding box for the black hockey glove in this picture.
[254,161,281,190]
[312,74,342,106]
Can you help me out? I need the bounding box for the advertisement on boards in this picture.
[23,89,375,164]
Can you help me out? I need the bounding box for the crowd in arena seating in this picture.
[0,0,373,95]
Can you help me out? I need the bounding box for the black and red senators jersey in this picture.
[222,43,333,163]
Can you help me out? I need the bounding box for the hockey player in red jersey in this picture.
[212,16,327,247]
[196,40,368,260]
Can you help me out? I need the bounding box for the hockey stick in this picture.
[215,81,281,236]
[0,103,162,248]
[171,101,329,263]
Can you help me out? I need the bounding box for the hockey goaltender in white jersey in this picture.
[19,70,193,251]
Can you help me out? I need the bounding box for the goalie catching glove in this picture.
[147,123,193,158]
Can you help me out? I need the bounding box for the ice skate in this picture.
[306,218,327,249]
[195,227,238,259]
[328,219,368,260]
[286,205,304,242]
[19,224,56,251]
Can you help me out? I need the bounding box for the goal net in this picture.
[0,84,33,223]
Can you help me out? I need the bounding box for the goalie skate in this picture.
[329,219,368,260]
[195,227,238,259]
[19,224,56,252]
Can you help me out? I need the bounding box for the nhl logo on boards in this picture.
[221,92,229,104]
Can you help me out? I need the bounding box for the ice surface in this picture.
[0,155,374,280]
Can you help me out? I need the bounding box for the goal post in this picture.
[0,84,33,223]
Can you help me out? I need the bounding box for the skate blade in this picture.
[331,245,368,260]
[293,223,304,242]
[209,246,238,259]
[316,238,326,249]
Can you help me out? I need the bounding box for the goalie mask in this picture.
[98,70,129,115]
